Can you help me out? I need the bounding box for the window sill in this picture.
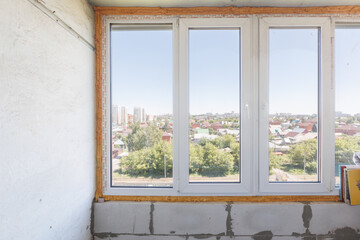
[98,195,340,202]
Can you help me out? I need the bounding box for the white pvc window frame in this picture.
[332,17,360,188]
[178,18,253,195]
[101,16,351,196]
[258,17,334,194]
[104,18,179,196]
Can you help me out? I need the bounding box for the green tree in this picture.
[230,142,240,172]
[163,119,171,132]
[125,123,162,151]
[123,141,173,177]
[269,150,282,173]
[335,136,360,164]
[269,134,274,141]
[221,134,236,149]
[124,122,141,152]
[288,139,317,174]
[289,139,317,165]
[144,123,162,147]
[210,135,239,172]
[346,118,354,124]
[200,143,233,176]
[199,138,211,147]
[211,134,236,149]
[189,143,204,174]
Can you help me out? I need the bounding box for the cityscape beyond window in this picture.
[102,16,360,196]
[188,29,241,183]
[110,24,173,187]
[268,28,320,183]
[334,27,360,186]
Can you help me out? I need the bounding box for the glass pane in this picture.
[335,27,360,187]
[110,25,173,187]
[188,29,240,183]
[268,28,319,182]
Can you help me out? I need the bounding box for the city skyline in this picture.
[112,105,150,125]
[112,104,360,119]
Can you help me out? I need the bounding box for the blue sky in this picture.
[111,26,360,116]
[111,29,173,115]
[335,27,360,115]
[189,29,239,115]
[269,28,318,115]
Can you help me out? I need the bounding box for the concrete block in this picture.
[309,203,360,235]
[189,237,299,240]
[216,237,253,240]
[95,235,185,240]
[231,203,305,236]
[271,237,300,240]
[94,202,151,234]
[187,237,222,240]
[153,202,227,235]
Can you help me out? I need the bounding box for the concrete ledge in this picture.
[94,201,360,240]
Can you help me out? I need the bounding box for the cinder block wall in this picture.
[0,0,95,239]
[94,202,360,240]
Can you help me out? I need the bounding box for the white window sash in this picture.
[104,18,179,196]
[178,18,253,194]
[258,17,334,194]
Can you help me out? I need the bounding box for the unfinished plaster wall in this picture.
[0,0,95,239]
[94,202,360,240]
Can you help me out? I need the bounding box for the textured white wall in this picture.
[0,0,95,239]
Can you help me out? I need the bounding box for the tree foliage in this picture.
[122,130,360,178]
[122,141,173,177]
[163,119,171,132]
[335,136,360,164]
[124,122,162,152]
[190,141,236,176]
[197,135,239,172]
[122,131,238,177]
[289,139,317,165]
[269,150,284,172]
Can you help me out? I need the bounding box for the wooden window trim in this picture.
[99,195,340,202]
[95,6,360,202]
[94,6,360,16]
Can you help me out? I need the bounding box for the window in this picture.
[178,18,252,194]
[268,28,320,183]
[110,24,174,188]
[188,28,241,184]
[334,25,360,187]
[259,18,332,193]
[98,13,360,197]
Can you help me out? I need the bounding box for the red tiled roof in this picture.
[285,132,299,138]
[162,132,172,137]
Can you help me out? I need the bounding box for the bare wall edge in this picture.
[0,0,95,239]
[94,202,360,239]
[37,0,94,46]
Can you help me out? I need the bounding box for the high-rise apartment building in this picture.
[116,106,121,125]
[133,107,146,123]
[121,106,128,124]
[141,108,146,123]
[112,105,119,124]
[133,107,141,123]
